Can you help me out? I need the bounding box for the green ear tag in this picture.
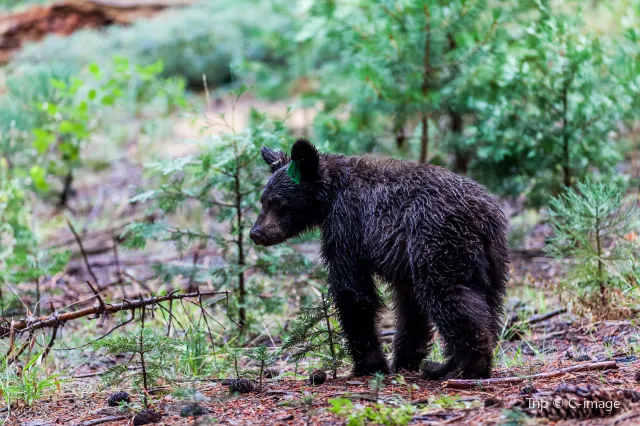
[287,160,301,185]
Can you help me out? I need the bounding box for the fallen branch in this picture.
[1,290,228,338]
[511,248,548,259]
[525,308,567,326]
[68,220,101,286]
[78,415,128,426]
[443,361,618,389]
[507,308,567,340]
[42,325,59,359]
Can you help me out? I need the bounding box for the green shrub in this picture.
[0,64,74,170]
[471,3,632,205]
[246,0,502,161]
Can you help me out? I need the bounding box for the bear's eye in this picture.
[268,199,281,210]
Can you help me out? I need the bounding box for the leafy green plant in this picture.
[0,160,69,308]
[328,398,416,426]
[220,340,246,379]
[93,326,180,406]
[391,375,419,400]
[545,179,638,310]
[0,63,73,177]
[179,326,210,377]
[282,293,346,379]
[0,354,64,408]
[30,57,183,206]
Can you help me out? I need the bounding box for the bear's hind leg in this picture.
[425,286,496,380]
[392,287,433,372]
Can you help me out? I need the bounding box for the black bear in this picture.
[250,138,509,379]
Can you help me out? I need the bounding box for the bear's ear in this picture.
[290,138,320,182]
[261,147,290,173]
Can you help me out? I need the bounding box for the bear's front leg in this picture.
[329,268,389,377]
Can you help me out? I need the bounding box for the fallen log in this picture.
[443,361,618,390]
[0,0,191,63]
[0,289,227,338]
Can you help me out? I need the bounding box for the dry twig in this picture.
[444,361,618,389]
[1,290,228,338]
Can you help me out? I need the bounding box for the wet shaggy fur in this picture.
[250,139,510,380]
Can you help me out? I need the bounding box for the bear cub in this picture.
[250,138,509,380]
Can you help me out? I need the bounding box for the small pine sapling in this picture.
[94,326,180,407]
[221,342,245,379]
[123,89,297,332]
[369,372,386,401]
[248,345,280,389]
[545,179,638,311]
[282,293,347,379]
[392,374,419,400]
[302,394,316,426]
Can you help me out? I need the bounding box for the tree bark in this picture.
[451,110,470,174]
[419,5,431,164]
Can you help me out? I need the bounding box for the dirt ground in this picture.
[7,307,640,425]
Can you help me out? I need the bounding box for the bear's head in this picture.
[250,138,321,247]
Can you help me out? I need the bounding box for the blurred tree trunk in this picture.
[420,5,431,164]
[450,111,469,175]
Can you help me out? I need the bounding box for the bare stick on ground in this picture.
[444,361,618,389]
[79,415,128,426]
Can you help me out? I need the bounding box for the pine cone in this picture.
[519,384,538,395]
[573,354,591,362]
[180,402,206,418]
[309,370,327,385]
[517,385,630,420]
[107,391,131,407]
[133,409,162,425]
[227,378,254,394]
[484,397,504,408]
[264,368,279,379]
[619,389,640,403]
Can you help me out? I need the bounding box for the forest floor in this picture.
[4,95,640,426]
[9,312,640,425]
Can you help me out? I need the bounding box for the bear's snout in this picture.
[249,226,268,246]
